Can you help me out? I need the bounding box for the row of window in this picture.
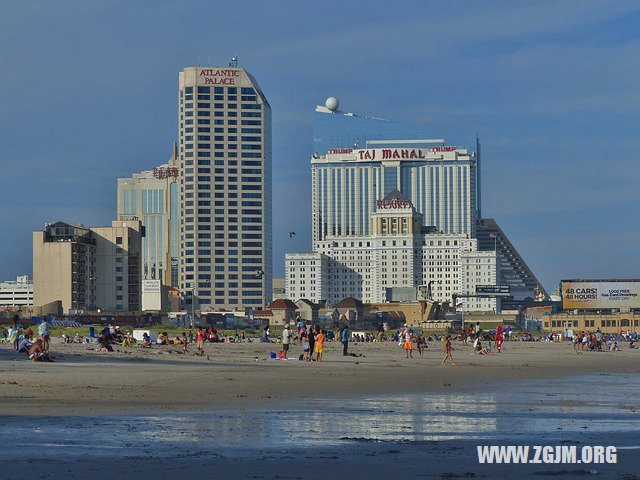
[180,119,262,127]
[183,86,256,95]
[184,103,261,110]
[183,127,261,134]
[182,94,257,103]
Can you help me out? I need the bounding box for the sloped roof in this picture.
[383,189,410,202]
[296,298,318,308]
[336,297,363,308]
[268,299,298,309]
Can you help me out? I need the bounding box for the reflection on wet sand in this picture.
[2,373,639,459]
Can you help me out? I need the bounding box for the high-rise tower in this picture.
[178,66,272,310]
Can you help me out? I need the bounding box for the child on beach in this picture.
[307,326,316,362]
[181,332,189,354]
[301,332,310,361]
[417,333,426,357]
[441,335,456,366]
[315,329,325,362]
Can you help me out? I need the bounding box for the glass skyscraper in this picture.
[177,66,272,310]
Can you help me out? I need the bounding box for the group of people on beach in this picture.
[281,323,327,362]
[572,329,636,352]
[3,315,54,362]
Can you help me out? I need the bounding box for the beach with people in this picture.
[1,330,639,416]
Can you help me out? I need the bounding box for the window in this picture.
[116,237,122,245]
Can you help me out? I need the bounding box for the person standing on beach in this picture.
[307,325,316,362]
[441,335,456,366]
[181,332,189,354]
[38,317,50,352]
[196,327,205,356]
[282,324,292,359]
[377,323,384,342]
[9,315,20,351]
[315,329,325,362]
[340,325,349,356]
[417,333,426,357]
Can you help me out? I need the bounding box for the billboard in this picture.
[476,285,510,296]
[142,279,162,311]
[561,281,640,310]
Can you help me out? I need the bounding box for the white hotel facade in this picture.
[286,190,498,313]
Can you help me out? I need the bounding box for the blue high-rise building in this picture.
[311,99,480,244]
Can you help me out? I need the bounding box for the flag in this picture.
[489,233,497,238]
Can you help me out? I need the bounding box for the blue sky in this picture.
[1,0,639,293]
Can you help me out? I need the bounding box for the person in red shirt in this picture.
[496,325,504,353]
[196,327,205,356]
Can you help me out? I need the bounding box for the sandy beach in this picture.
[1,339,639,415]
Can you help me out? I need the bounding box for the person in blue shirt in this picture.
[38,318,50,352]
[340,325,349,356]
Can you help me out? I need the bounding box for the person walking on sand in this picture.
[496,325,504,353]
[441,335,456,366]
[404,327,414,359]
[282,324,292,359]
[315,329,326,362]
[417,333,426,357]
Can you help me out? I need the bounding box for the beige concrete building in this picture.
[294,298,319,323]
[117,144,179,289]
[543,313,640,334]
[33,220,143,314]
[265,299,297,326]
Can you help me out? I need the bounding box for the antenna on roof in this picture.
[229,54,238,68]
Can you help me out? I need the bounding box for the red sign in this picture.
[357,147,456,160]
[328,148,353,154]
[153,167,178,178]
[431,146,456,152]
[200,68,240,85]
[377,198,412,209]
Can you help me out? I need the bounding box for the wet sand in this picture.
[1,370,639,480]
[1,339,639,415]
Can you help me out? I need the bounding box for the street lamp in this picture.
[187,282,196,328]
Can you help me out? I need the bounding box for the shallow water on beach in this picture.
[3,373,640,459]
